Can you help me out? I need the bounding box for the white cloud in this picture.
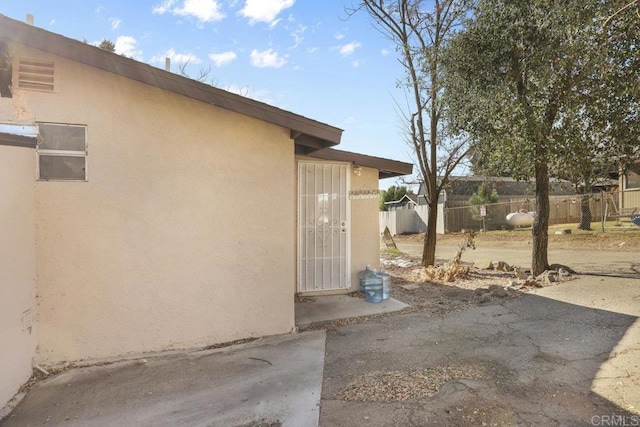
[110,17,121,29]
[151,48,202,65]
[176,0,224,22]
[333,31,345,40]
[290,24,307,49]
[250,48,287,68]
[49,19,56,26]
[209,51,237,67]
[381,48,390,56]
[152,0,224,22]
[268,18,281,29]
[352,60,360,67]
[152,0,175,14]
[95,4,107,18]
[115,36,143,59]
[240,0,295,25]
[339,41,361,56]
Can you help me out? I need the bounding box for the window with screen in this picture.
[627,163,640,189]
[37,123,87,181]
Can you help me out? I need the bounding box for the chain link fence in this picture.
[443,189,640,233]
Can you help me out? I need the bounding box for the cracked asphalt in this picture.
[319,275,640,426]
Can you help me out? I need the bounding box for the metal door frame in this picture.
[297,161,351,292]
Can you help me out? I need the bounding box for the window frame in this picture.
[625,163,640,190]
[36,122,88,182]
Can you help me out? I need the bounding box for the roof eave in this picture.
[0,14,342,150]
[307,148,413,179]
[0,124,38,148]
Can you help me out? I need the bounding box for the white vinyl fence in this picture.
[379,204,445,236]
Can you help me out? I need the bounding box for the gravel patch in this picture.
[337,365,490,402]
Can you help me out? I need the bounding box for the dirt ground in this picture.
[410,228,640,250]
[382,229,640,312]
[318,233,640,426]
[310,230,613,330]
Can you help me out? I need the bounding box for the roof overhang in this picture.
[0,14,342,152]
[384,194,418,205]
[307,148,413,179]
[0,123,38,148]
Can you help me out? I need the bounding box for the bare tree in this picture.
[174,59,252,99]
[177,57,212,83]
[351,0,472,266]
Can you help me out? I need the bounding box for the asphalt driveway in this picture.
[320,275,640,426]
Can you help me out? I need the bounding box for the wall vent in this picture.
[18,59,54,92]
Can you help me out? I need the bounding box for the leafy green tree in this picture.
[353,0,473,267]
[445,0,639,275]
[379,185,414,211]
[469,183,499,224]
[98,39,116,52]
[552,1,640,231]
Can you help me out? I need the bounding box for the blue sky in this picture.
[1,1,416,187]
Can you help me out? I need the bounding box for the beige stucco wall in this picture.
[11,45,295,365]
[348,167,381,287]
[294,156,380,293]
[0,145,37,408]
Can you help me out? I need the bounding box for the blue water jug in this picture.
[378,268,391,300]
[364,274,383,303]
[358,265,375,293]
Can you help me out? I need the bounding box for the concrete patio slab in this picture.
[295,295,409,328]
[0,331,326,427]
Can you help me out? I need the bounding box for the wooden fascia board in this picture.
[308,148,413,178]
[0,15,342,147]
[0,123,38,148]
[0,132,37,148]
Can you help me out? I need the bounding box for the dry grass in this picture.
[414,231,476,282]
[395,225,640,251]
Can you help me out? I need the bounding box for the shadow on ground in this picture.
[320,277,640,426]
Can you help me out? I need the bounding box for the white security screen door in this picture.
[298,162,350,292]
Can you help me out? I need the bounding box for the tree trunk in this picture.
[579,194,592,230]
[532,161,550,276]
[422,198,438,266]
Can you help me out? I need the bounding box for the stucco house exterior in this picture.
[0,14,412,409]
[620,161,640,210]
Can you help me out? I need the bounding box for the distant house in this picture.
[620,160,640,209]
[411,176,579,232]
[417,176,575,204]
[384,193,418,211]
[0,14,412,408]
